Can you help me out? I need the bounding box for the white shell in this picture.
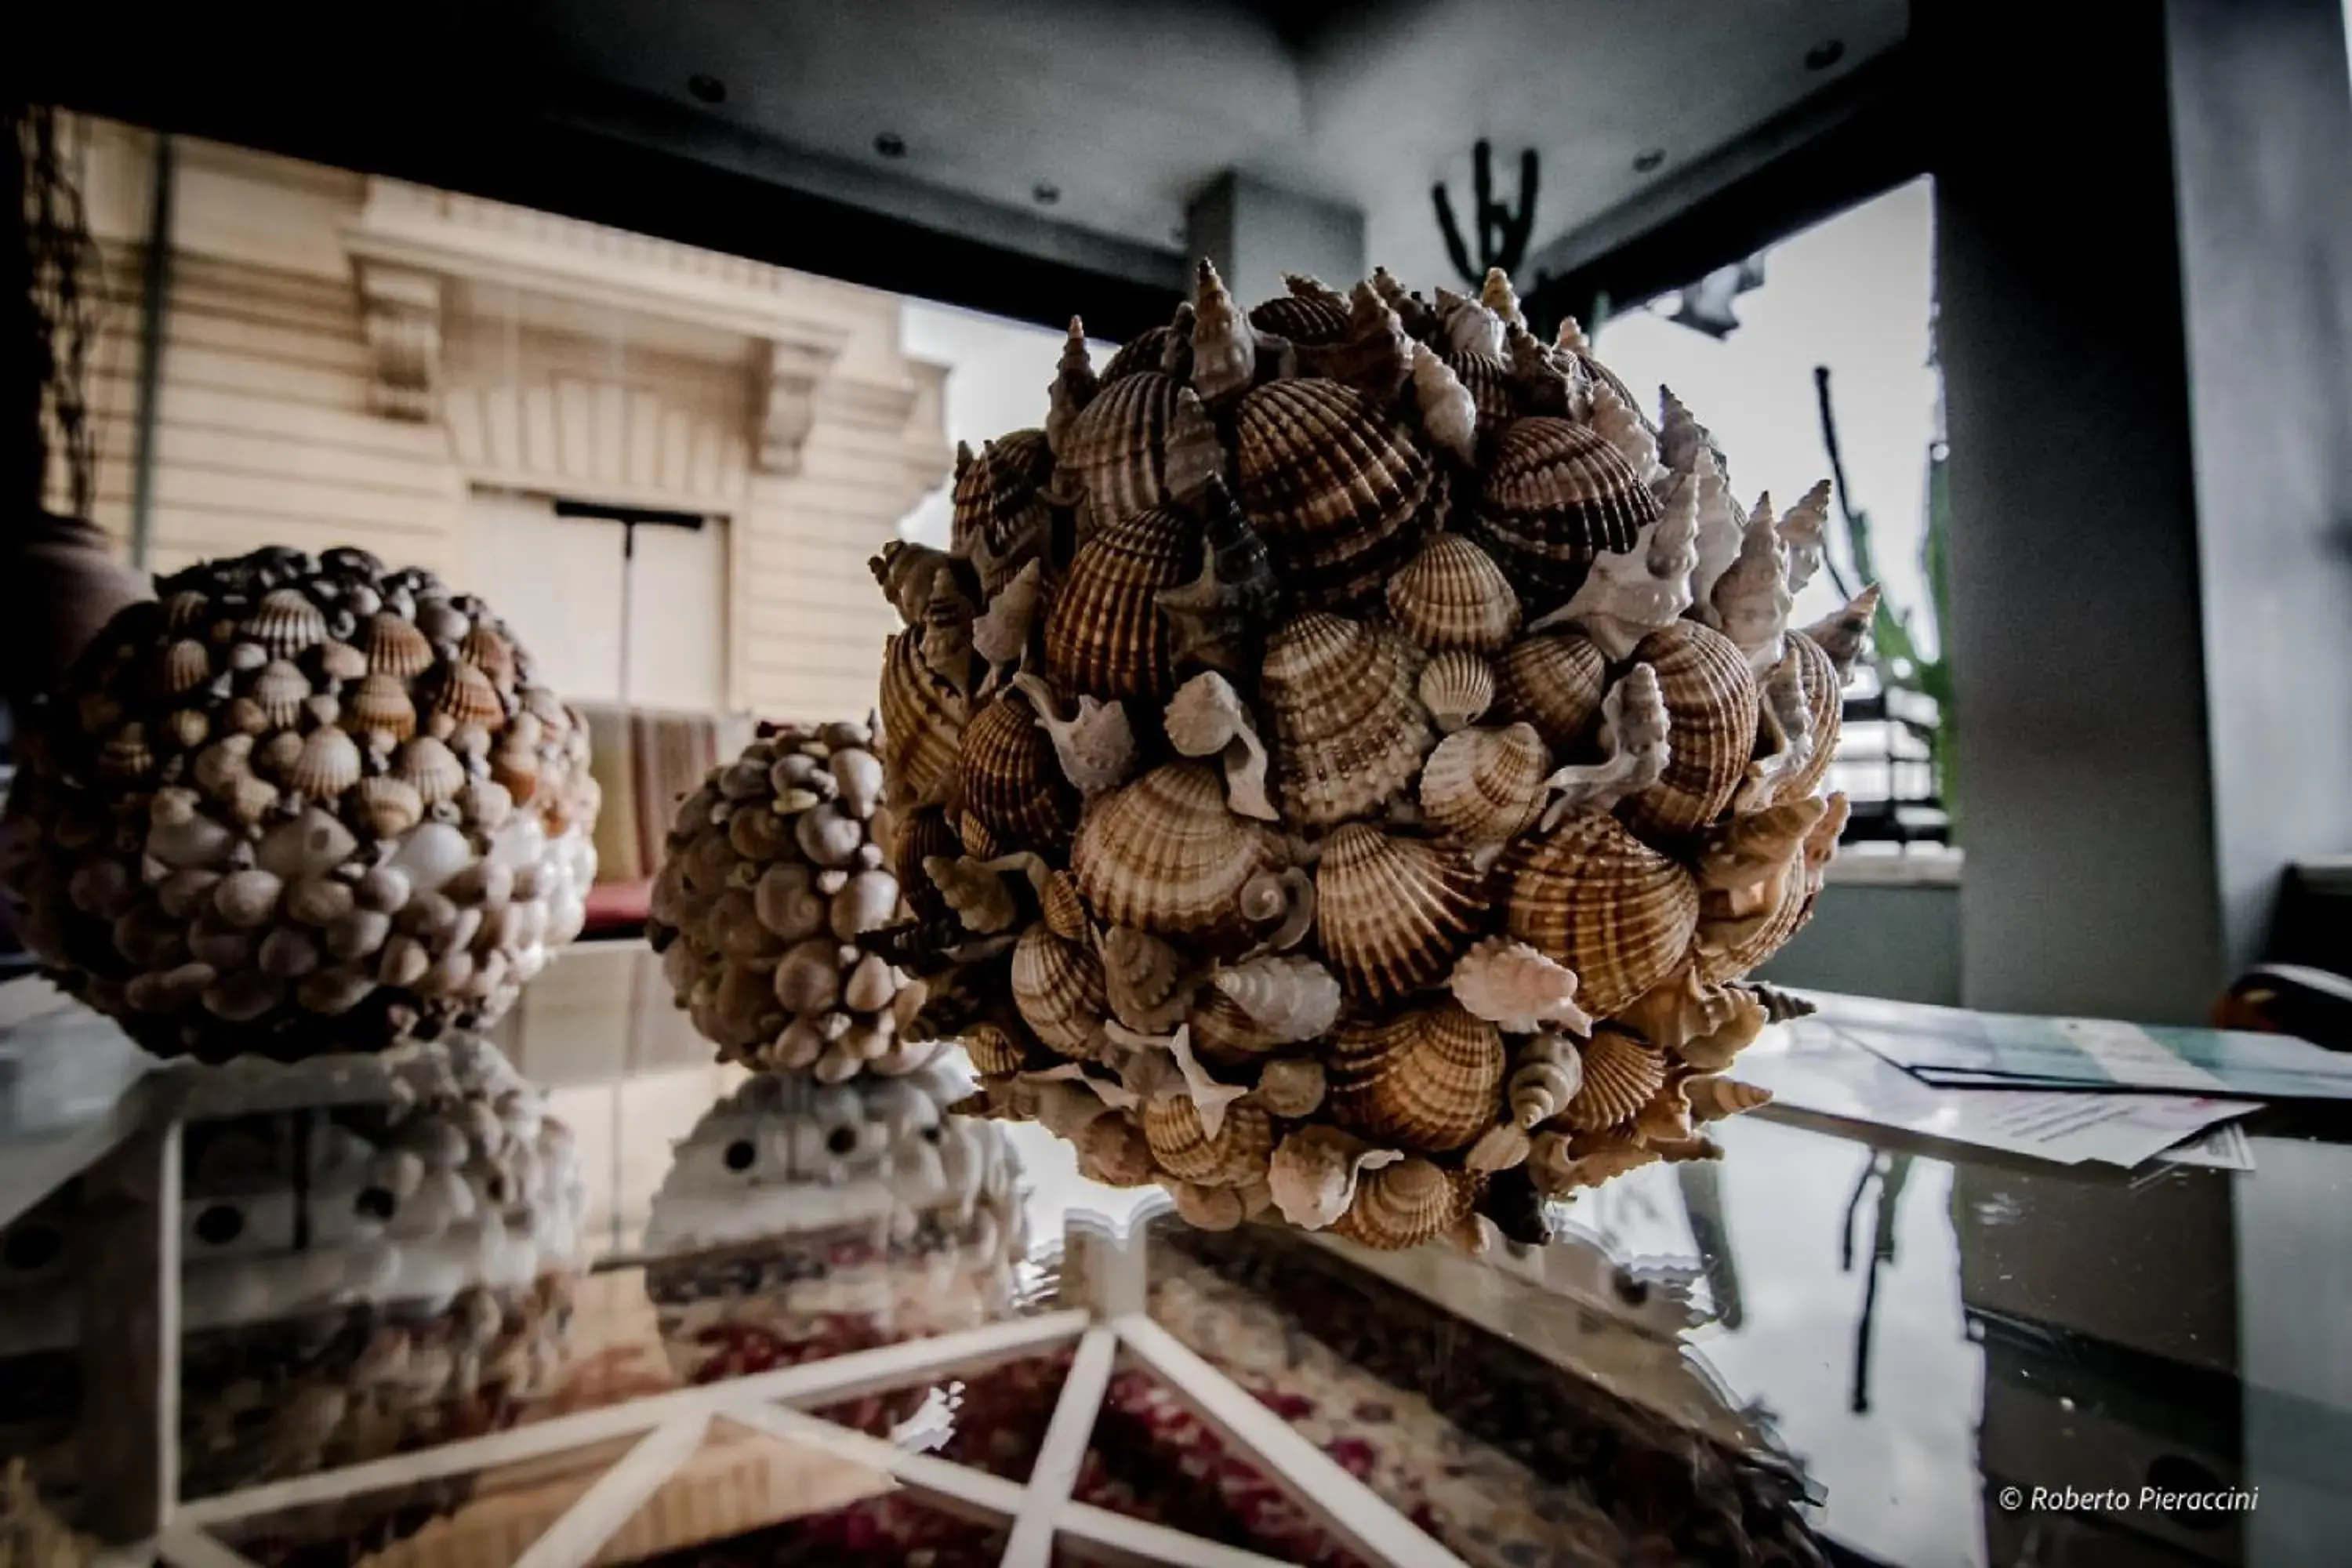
[1409,343,1478,466]
[971,558,1047,668]
[1011,672,1137,797]
[1539,663,1671,828]
[1209,955,1342,1044]
[1448,937,1594,1034]
[1267,1125,1402,1231]
[1163,671,1276,821]
[1543,466,1698,660]
[1709,493,1795,673]
[1686,448,1744,611]
[1778,478,1832,594]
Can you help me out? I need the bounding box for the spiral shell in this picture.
[1419,723,1545,843]
[1209,955,1342,1044]
[1560,1027,1667,1131]
[956,692,1082,851]
[1261,612,1431,830]
[1060,369,1177,529]
[1043,505,1192,702]
[1472,418,1661,603]
[1234,378,1434,607]
[877,631,966,808]
[343,671,418,741]
[1011,924,1109,1058]
[1385,532,1521,654]
[1144,1097,1273,1187]
[1503,811,1701,1014]
[1328,1003,1504,1152]
[1492,630,1608,750]
[244,588,328,658]
[1619,619,1757,840]
[1684,1075,1773,1123]
[1508,1036,1584,1130]
[1416,649,1494,734]
[1069,762,1279,943]
[1315,823,1486,1004]
[1330,1158,1480,1250]
[1777,630,1844,802]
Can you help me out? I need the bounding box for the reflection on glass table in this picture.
[0,940,2347,1567]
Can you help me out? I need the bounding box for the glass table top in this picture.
[1,940,2347,1567]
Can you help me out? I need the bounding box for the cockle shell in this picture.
[244,589,327,657]
[1491,630,1607,750]
[1059,369,1178,530]
[1450,936,1593,1034]
[1503,811,1701,1015]
[1044,504,1192,702]
[1418,723,1545,843]
[956,691,1081,851]
[1011,924,1109,1058]
[1171,1180,1247,1230]
[877,631,965,808]
[1684,1075,1773,1123]
[1234,377,1434,607]
[343,671,418,741]
[1385,531,1520,655]
[1249,273,1353,344]
[155,637,211,696]
[953,428,1056,595]
[289,726,361,798]
[1472,418,1661,603]
[1098,308,1186,385]
[964,1021,1029,1076]
[1261,613,1431,830]
[888,806,960,923]
[1416,649,1495,734]
[458,623,517,688]
[1290,281,1412,400]
[1617,620,1757,840]
[361,613,433,679]
[1506,1031,1585,1128]
[1559,1027,1668,1131]
[1327,1003,1504,1152]
[1314,823,1486,1003]
[250,659,310,730]
[1330,1158,1480,1250]
[1267,1125,1401,1230]
[1069,762,1279,943]
[1144,1097,1273,1188]
[393,736,466,805]
[350,776,425,837]
[428,661,503,731]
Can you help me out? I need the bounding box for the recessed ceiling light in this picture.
[687,74,727,105]
[873,132,907,158]
[1033,182,1062,206]
[1632,148,1666,173]
[1806,38,1846,71]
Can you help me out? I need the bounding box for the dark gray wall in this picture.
[1187,172,1367,313]
[1758,882,1963,1006]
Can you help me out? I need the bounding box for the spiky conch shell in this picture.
[1492,629,1608,751]
[1777,629,1845,803]
[1617,619,1758,841]
[1330,1158,1482,1250]
[1313,824,1486,1004]
[1558,1027,1668,1131]
[1259,612,1431,831]
[1502,811,1701,1015]
[1042,505,1193,703]
[1143,1097,1274,1188]
[1069,762,1280,945]
[1327,1004,1504,1152]
[1233,377,1435,608]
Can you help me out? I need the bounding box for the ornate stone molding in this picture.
[757,339,844,476]
[356,263,443,422]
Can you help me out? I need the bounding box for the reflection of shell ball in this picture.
[1,546,599,1062]
[648,721,942,1081]
[865,265,1864,1249]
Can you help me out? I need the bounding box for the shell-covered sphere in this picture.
[865,263,1869,1249]
[648,719,947,1082]
[2,546,599,1062]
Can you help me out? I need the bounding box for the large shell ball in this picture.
[2,546,600,1062]
[645,721,941,1081]
[865,263,1861,1247]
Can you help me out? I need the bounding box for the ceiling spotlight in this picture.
[687,74,727,105]
[1632,148,1666,173]
[1806,38,1846,71]
[1033,182,1062,206]
[873,131,907,158]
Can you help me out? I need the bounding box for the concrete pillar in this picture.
[1929,0,2352,1021]
[1185,171,1365,309]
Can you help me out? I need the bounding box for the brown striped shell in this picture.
[1472,418,1661,602]
[964,1022,1028,1076]
[1314,823,1486,1002]
[427,660,504,731]
[1042,505,1192,703]
[1260,613,1432,830]
[1559,1027,1668,1131]
[155,638,211,698]
[1443,348,1516,443]
[1416,649,1494,733]
[1328,1003,1504,1152]
[1069,762,1280,943]
[1419,723,1547,843]
[1059,370,1177,530]
[243,589,328,659]
[1778,630,1844,802]
[1492,630,1608,750]
[877,631,966,808]
[1385,532,1521,654]
[361,613,434,679]
[956,692,1081,851]
[1234,378,1435,608]
[1684,1075,1773,1123]
[1249,284,1353,345]
[342,672,417,741]
[952,428,1057,595]
[1101,319,1181,384]
[1619,620,1759,840]
[1144,1098,1274,1187]
[1697,855,1814,982]
[1011,923,1109,1058]
[457,624,517,689]
[890,804,962,922]
[1503,811,1702,1014]
[1330,1158,1481,1249]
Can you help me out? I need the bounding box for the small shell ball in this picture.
[3,546,601,1062]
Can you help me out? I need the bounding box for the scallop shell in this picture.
[1261,613,1432,830]
[1315,823,1486,1004]
[1249,275,1352,344]
[1491,630,1607,750]
[1330,1158,1480,1250]
[392,735,466,805]
[952,428,1056,595]
[1011,924,1109,1058]
[457,623,517,689]
[1328,1004,1504,1152]
[1502,811,1701,1014]
[1040,868,1090,942]
[1560,1028,1667,1131]
[427,660,503,731]
[1385,532,1520,655]
[361,613,434,679]
[1416,649,1494,733]
[289,727,361,799]
[1043,504,1192,702]
[1777,630,1844,802]
[250,659,310,729]
[1234,377,1434,608]
[1059,369,1177,529]
[350,775,425,837]
[1143,1097,1273,1187]
[964,1021,1029,1076]
[1618,619,1757,840]
[244,589,328,658]
[1450,936,1593,1034]
[956,692,1081,851]
[343,672,417,741]
[1684,1076,1773,1123]
[1472,417,1661,602]
[156,638,212,697]
[1418,723,1545,843]
[877,631,966,808]
[1069,762,1279,943]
